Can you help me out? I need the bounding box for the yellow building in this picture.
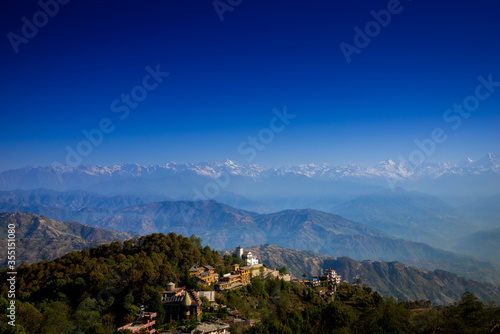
[215,265,251,290]
[236,266,251,286]
[189,265,219,287]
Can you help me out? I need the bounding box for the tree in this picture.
[200,296,210,312]
[279,267,287,276]
[184,314,199,331]
[189,235,203,250]
[14,302,43,333]
[149,290,165,325]
[455,292,487,330]
[40,301,72,334]
[185,269,198,290]
[167,319,178,330]
[74,298,101,333]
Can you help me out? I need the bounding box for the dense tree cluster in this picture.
[245,282,500,334]
[0,233,221,333]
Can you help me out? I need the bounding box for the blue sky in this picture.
[1,0,499,171]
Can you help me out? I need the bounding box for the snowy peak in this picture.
[474,153,499,169]
[459,157,475,167]
[1,154,499,192]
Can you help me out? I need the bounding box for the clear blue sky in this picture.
[1,0,499,171]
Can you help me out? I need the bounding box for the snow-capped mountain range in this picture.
[1,153,499,183]
[0,153,499,197]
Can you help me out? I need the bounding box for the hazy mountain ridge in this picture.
[450,226,500,264]
[457,193,500,228]
[331,188,479,248]
[0,212,137,266]
[0,188,149,210]
[247,244,500,305]
[84,200,500,284]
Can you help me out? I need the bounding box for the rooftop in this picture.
[192,322,230,334]
[117,312,157,333]
[163,291,201,305]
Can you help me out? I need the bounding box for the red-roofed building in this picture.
[117,311,157,333]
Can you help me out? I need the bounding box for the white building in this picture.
[235,246,259,266]
[322,268,341,284]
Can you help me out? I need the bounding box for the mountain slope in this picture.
[94,201,388,248]
[331,188,478,248]
[450,226,500,263]
[0,212,137,266]
[90,200,500,284]
[247,244,500,305]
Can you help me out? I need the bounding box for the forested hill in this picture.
[0,233,229,333]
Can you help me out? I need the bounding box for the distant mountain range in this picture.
[2,153,499,185]
[0,212,137,266]
[246,244,500,305]
[0,153,499,199]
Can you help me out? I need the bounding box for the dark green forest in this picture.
[237,278,500,334]
[0,233,498,334]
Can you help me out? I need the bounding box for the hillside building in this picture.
[189,265,219,287]
[117,310,157,333]
[191,321,230,334]
[161,282,186,300]
[215,264,251,291]
[308,277,321,287]
[196,290,216,304]
[322,268,342,284]
[235,246,259,266]
[162,283,202,321]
